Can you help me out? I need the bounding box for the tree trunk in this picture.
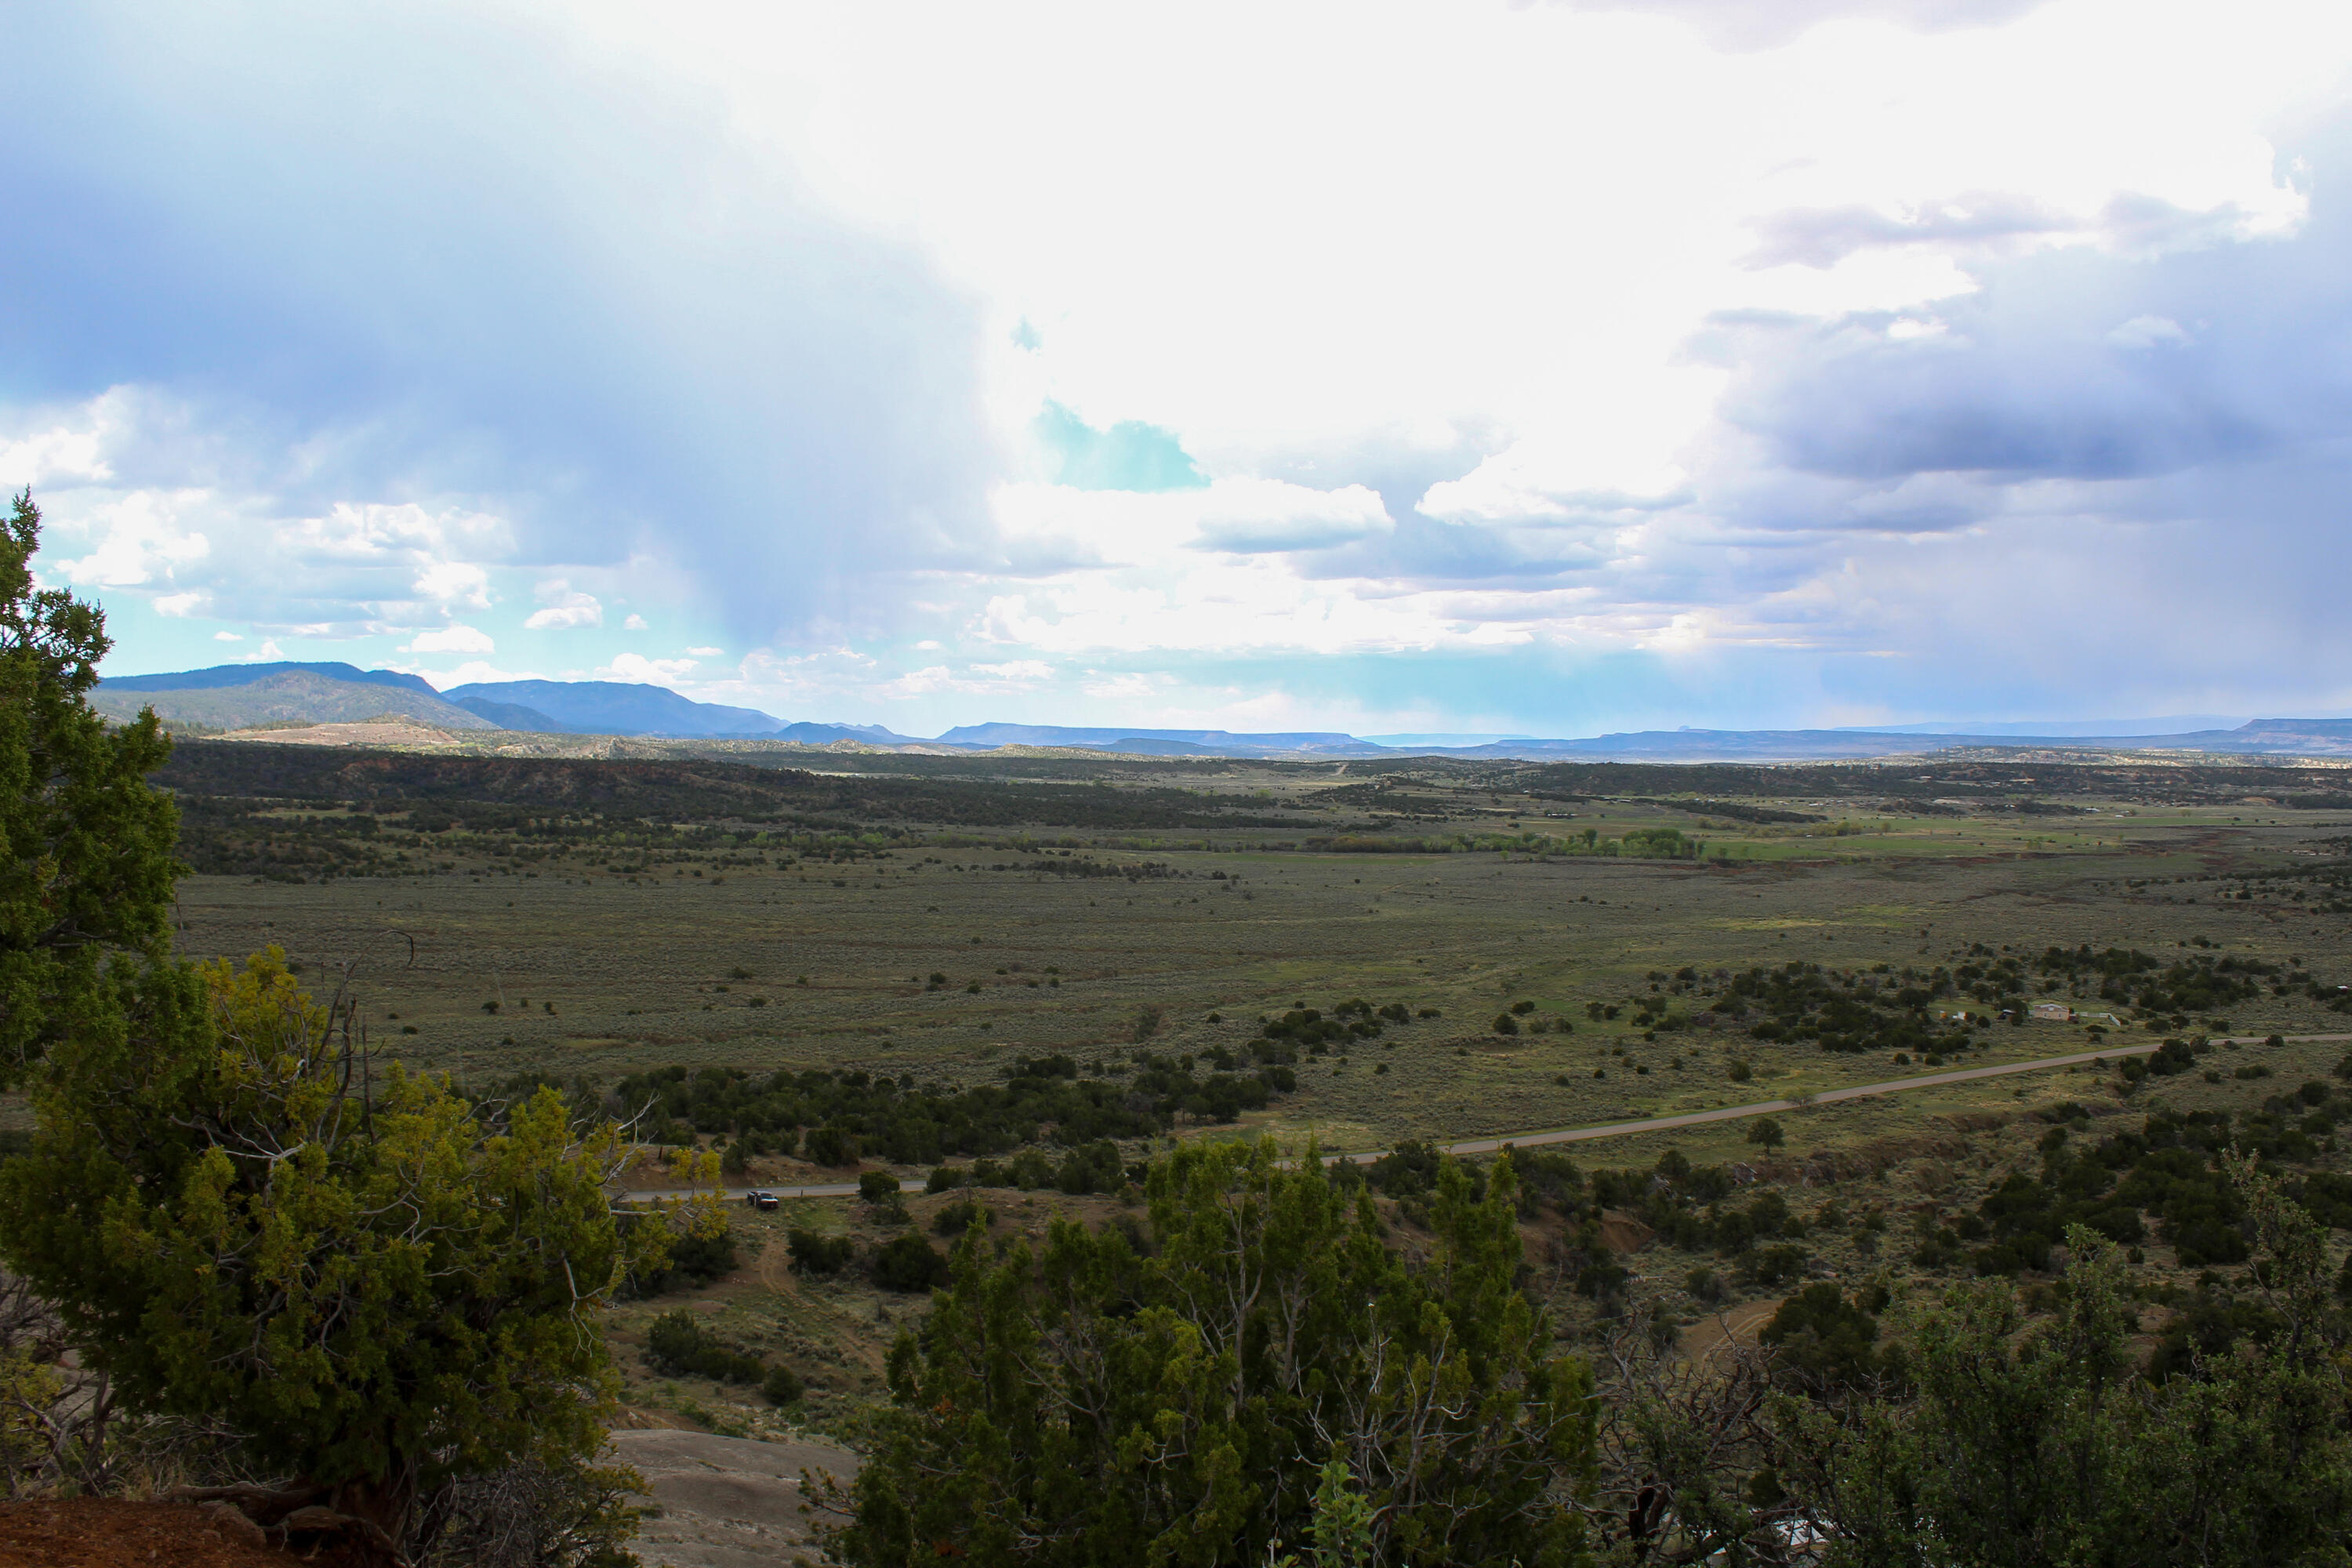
[171,1472,415,1566]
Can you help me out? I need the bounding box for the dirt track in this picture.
[621,1039,2180,1203]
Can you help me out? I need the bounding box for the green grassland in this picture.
[147,741,2352,1159]
[96,737,2352,1436]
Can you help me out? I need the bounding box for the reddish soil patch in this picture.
[0,1498,360,1568]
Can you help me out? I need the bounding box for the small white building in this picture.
[2031,1001,2074,1022]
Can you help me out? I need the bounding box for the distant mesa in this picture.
[90,666,494,733]
[934,724,1385,758]
[88,662,2352,759]
[97,660,441,697]
[769,720,921,746]
[439,679,788,739]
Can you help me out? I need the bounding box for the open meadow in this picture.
[146,742,2352,1156]
[38,738,2344,1451]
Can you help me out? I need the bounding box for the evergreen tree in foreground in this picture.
[0,493,658,1562]
[831,1139,1598,1568]
[0,488,179,1088]
[1772,1160,2352,1568]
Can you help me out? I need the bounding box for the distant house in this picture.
[2031,1002,2075,1022]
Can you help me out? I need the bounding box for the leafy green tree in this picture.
[0,949,657,1553]
[870,1232,951,1292]
[831,1140,1595,1568]
[1760,1283,1900,1396]
[1745,1118,1784,1152]
[1774,1162,2352,1567]
[0,489,180,1087]
[1272,1457,1378,1568]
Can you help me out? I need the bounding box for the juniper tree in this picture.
[0,489,179,1087]
[0,503,662,1559]
[833,1140,1596,1568]
[0,949,660,1555]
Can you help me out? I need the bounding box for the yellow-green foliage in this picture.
[0,945,660,1539]
[0,1343,64,1494]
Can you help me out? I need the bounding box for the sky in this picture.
[5,0,2351,739]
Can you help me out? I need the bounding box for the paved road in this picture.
[618,1038,2198,1204]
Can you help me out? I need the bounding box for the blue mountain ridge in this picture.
[98,661,440,696]
[87,662,2352,757]
[438,680,786,738]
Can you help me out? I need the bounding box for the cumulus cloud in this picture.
[404,624,496,655]
[601,652,698,682]
[401,659,541,688]
[413,559,493,610]
[7,402,516,634]
[1741,191,2072,270]
[524,579,603,631]
[42,488,211,589]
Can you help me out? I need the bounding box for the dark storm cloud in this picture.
[1628,108,2352,716]
[1704,135,2352,497]
[0,4,996,644]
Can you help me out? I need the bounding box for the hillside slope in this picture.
[96,659,441,695]
[91,670,498,731]
[441,678,783,736]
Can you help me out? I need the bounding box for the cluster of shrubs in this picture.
[1300,826,1706,858]
[924,1137,1137,1196]
[644,1309,802,1404]
[615,1221,739,1299]
[1492,999,1570,1036]
[2118,1036,2204,1082]
[1017,855,1179,881]
[1708,960,1987,1057]
[616,1050,1299,1166]
[1247,998,1428,1060]
[2032,943,2301,1017]
[1760,1281,1904,1393]
[1908,1083,2352,1277]
[1328,1141,1817,1294]
[785,1226,952,1293]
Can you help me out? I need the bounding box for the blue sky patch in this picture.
[1033,401,1208,492]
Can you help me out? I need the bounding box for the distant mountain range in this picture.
[90,667,497,732]
[98,660,442,697]
[88,661,2352,760]
[438,678,796,738]
[935,724,1371,756]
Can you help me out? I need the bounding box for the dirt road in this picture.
[619,1039,2189,1203]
